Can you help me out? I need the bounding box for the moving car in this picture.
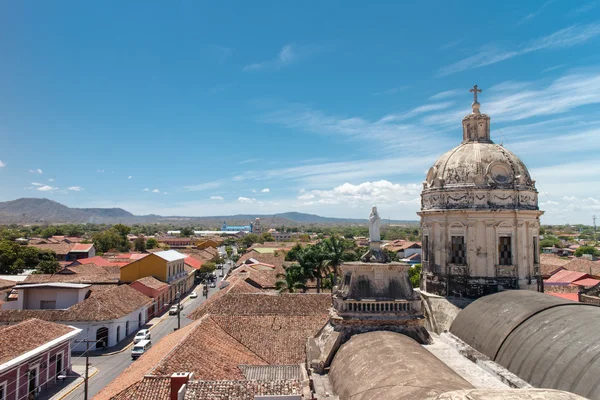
[169,305,181,315]
[131,340,151,360]
[190,291,198,298]
[210,282,216,288]
[133,329,151,343]
[219,271,224,277]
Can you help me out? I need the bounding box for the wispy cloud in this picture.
[438,23,600,76]
[542,64,565,73]
[152,189,160,193]
[261,188,270,193]
[378,102,454,123]
[184,181,222,191]
[68,186,83,191]
[128,176,132,179]
[29,168,43,174]
[243,44,320,71]
[31,182,43,186]
[210,196,224,201]
[37,185,57,191]
[143,188,149,192]
[440,39,463,50]
[518,0,556,25]
[237,196,255,203]
[48,178,54,182]
[0,160,5,167]
[372,86,409,96]
[238,158,261,165]
[429,89,461,100]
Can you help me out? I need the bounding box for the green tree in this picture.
[575,246,600,257]
[225,246,233,257]
[240,234,260,248]
[408,264,422,288]
[285,243,304,262]
[133,237,146,252]
[40,227,56,239]
[294,246,328,293]
[146,238,158,249]
[322,236,352,286]
[180,227,194,237]
[540,236,561,249]
[275,265,307,293]
[260,232,275,242]
[36,259,61,274]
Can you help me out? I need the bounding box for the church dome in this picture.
[421,86,538,211]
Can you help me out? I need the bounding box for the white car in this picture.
[190,291,198,299]
[169,305,181,315]
[133,329,151,343]
[210,282,216,288]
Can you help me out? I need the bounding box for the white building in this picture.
[419,87,542,298]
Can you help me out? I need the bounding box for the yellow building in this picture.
[121,250,191,304]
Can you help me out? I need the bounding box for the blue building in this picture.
[221,221,252,232]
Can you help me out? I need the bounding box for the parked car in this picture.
[219,271,224,277]
[210,282,216,288]
[190,291,198,298]
[131,339,151,360]
[169,305,180,315]
[133,329,151,343]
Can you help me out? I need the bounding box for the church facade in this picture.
[419,86,543,298]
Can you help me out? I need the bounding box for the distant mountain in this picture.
[0,198,133,224]
[0,198,418,226]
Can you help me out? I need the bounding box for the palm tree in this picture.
[323,235,351,287]
[275,265,307,293]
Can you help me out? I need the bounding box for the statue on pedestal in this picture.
[362,205,389,263]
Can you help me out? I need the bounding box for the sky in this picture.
[1,1,599,224]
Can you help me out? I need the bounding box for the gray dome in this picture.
[425,142,534,189]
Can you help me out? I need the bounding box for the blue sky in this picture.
[1,1,599,224]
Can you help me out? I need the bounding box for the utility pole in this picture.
[176,291,181,330]
[84,340,89,400]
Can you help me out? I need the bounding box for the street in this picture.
[62,261,232,400]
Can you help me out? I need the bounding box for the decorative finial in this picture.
[469,84,482,114]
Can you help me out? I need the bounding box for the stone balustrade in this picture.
[337,299,417,313]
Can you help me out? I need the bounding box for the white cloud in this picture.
[68,186,83,191]
[143,188,149,192]
[429,89,461,100]
[37,185,57,192]
[243,44,320,71]
[97,169,104,173]
[48,178,54,182]
[152,189,160,193]
[31,182,43,186]
[164,192,169,195]
[518,0,555,25]
[0,160,5,167]
[210,196,224,200]
[237,197,256,203]
[438,23,600,76]
[252,189,257,193]
[29,168,43,174]
[184,181,221,191]
[261,188,270,193]
[128,176,132,179]
[297,180,421,207]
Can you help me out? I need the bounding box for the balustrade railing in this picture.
[338,300,414,313]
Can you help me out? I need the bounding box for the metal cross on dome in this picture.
[470,84,482,103]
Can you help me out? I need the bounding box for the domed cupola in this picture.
[421,85,538,211]
[418,85,544,299]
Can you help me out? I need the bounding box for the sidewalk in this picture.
[44,365,98,400]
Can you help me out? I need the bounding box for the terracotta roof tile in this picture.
[0,285,151,323]
[70,243,94,252]
[134,276,169,290]
[184,379,302,400]
[563,258,600,277]
[0,279,16,290]
[0,318,77,364]
[547,292,579,302]
[28,242,73,255]
[183,256,203,270]
[189,293,331,320]
[111,376,170,400]
[545,270,589,284]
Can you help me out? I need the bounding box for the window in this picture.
[0,381,6,400]
[423,235,429,262]
[450,236,466,265]
[533,237,539,264]
[40,300,56,309]
[499,236,512,265]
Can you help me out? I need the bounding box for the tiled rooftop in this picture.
[134,276,169,290]
[0,318,78,364]
[184,379,302,400]
[111,376,170,400]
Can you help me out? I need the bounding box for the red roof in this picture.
[546,292,579,302]
[545,270,589,284]
[572,278,600,287]
[75,256,116,267]
[184,256,204,270]
[70,243,94,252]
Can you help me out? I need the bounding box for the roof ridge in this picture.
[209,315,271,365]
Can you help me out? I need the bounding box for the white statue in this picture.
[369,206,381,242]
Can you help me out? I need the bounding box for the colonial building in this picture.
[419,86,543,298]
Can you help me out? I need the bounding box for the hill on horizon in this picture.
[0,198,419,226]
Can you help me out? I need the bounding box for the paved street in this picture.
[62,263,231,400]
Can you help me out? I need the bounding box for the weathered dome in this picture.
[425,141,534,189]
[421,93,538,211]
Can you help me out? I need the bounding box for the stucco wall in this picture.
[22,287,85,310]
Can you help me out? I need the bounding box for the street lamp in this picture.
[175,291,181,331]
